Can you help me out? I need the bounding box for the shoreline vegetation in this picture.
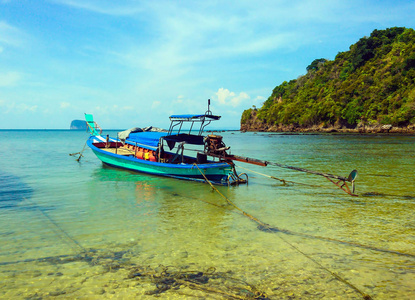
[241,27,415,135]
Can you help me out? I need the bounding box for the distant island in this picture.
[241,27,415,134]
[70,120,87,130]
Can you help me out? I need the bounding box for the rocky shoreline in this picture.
[240,109,415,134]
[240,123,415,134]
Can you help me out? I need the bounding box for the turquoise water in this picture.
[0,130,414,299]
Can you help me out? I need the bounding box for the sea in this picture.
[0,130,414,299]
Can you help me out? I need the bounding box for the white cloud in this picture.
[112,105,134,111]
[151,101,160,109]
[106,2,306,71]
[0,99,13,113]
[17,103,37,112]
[215,88,250,108]
[170,96,207,113]
[1,101,38,113]
[0,71,22,87]
[91,104,137,116]
[0,21,25,47]
[60,102,71,109]
[253,95,266,105]
[53,0,145,15]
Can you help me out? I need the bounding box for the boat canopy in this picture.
[126,132,204,150]
[127,132,167,149]
[168,113,221,135]
[169,114,221,121]
[164,134,204,146]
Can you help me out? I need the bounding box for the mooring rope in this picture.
[258,225,415,258]
[184,187,415,259]
[237,165,288,184]
[192,164,267,225]
[196,164,414,257]
[69,140,88,162]
[192,163,373,299]
[276,233,372,300]
[236,165,321,187]
[24,197,87,254]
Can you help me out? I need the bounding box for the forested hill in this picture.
[241,27,415,133]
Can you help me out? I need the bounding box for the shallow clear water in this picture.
[0,130,414,299]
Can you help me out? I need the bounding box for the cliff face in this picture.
[241,27,415,133]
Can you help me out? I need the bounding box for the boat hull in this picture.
[87,138,232,185]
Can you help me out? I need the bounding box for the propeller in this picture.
[347,170,358,194]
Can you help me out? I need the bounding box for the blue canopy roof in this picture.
[169,114,221,121]
[126,132,167,149]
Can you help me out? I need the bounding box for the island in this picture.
[241,27,415,134]
[70,120,87,130]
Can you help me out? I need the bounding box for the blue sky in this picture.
[1,0,414,129]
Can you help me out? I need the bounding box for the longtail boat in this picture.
[83,101,358,195]
[85,104,247,185]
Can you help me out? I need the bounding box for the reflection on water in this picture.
[0,130,414,299]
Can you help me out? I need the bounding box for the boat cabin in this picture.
[120,113,222,164]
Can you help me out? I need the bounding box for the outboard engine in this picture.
[204,134,230,156]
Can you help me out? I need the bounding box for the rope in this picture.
[236,165,321,187]
[186,187,415,258]
[192,163,372,299]
[193,163,268,226]
[24,197,87,254]
[267,160,350,182]
[238,165,288,184]
[277,234,372,300]
[69,140,88,162]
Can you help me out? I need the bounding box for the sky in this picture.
[0,0,414,129]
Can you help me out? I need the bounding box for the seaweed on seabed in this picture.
[127,265,270,299]
[3,247,268,299]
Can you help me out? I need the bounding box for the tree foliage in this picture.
[242,27,415,127]
[306,58,327,72]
